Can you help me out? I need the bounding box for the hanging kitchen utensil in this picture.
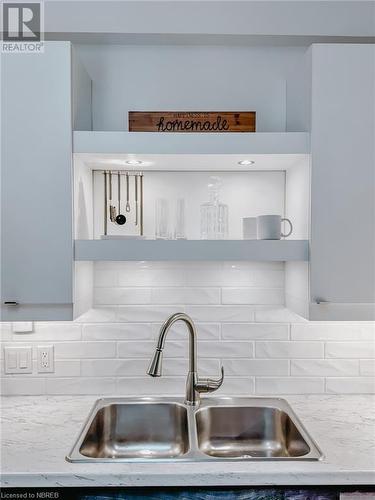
[115,171,127,225]
[110,205,116,222]
[140,173,144,236]
[104,171,108,236]
[135,174,139,226]
[125,172,131,213]
[109,171,116,222]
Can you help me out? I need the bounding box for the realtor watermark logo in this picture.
[1,2,44,53]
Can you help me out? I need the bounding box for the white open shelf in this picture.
[74,239,309,262]
[73,131,310,156]
[74,132,310,264]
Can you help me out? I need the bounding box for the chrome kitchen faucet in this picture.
[147,312,224,406]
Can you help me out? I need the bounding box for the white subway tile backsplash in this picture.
[118,340,253,359]
[94,269,118,287]
[2,261,374,396]
[291,323,375,341]
[23,323,82,341]
[151,287,221,305]
[118,340,184,358]
[360,324,375,339]
[36,360,81,377]
[198,341,253,358]
[0,324,12,341]
[117,305,184,322]
[186,305,255,322]
[0,322,12,334]
[222,323,289,340]
[163,358,221,377]
[222,288,284,305]
[256,377,325,394]
[255,307,306,323]
[360,360,375,376]
[1,378,46,396]
[325,342,375,358]
[256,341,324,358]
[119,268,186,287]
[325,377,375,394]
[224,359,289,376]
[215,377,255,396]
[116,377,185,395]
[54,342,116,359]
[252,269,285,288]
[82,359,149,377]
[215,268,253,287]
[151,322,220,340]
[184,263,229,286]
[0,322,81,342]
[83,323,152,340]
[83,357,223,379]
[75,307,117,323]
[94,288,152,305]
[291,359,359,377]
[45,377,116,395]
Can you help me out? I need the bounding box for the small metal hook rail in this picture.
[101,170,144,237]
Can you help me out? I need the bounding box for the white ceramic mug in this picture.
[257,215,293,240]
[242,217,257,239]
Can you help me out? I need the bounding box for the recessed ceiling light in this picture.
[238,160,255,166]
[126,159,143,166]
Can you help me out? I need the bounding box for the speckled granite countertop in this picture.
[1,395,374,487]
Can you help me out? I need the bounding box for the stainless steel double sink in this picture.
[67,397,322,462]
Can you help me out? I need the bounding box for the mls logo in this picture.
[2,2,44,52]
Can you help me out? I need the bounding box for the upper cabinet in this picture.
[308,44,375,320]
[1,42,91,321]
[1,41,374,322]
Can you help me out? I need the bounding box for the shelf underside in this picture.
[74,132,310,156]
[74,239,309,261]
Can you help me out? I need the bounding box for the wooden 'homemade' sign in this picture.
[129,111,256,133]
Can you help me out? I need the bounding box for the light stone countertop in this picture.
[1,394,374,487]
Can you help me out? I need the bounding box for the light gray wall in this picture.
[72,47,93,131]
[76,44,310,132]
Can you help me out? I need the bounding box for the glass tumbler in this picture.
[155,198,170,239]
[174,198,186,240]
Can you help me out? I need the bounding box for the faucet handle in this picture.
[195,366,224,394]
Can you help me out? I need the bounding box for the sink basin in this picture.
[67,397,322,462]
[195,406,310,458]
[78,401,189,460]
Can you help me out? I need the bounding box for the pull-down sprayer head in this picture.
[147,349,163,377]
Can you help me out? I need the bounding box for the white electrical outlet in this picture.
[37,345,54,373]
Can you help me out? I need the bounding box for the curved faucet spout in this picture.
[147,312,224,406]
[147,313,197,376]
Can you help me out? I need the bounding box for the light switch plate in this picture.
[4,347,32,374]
